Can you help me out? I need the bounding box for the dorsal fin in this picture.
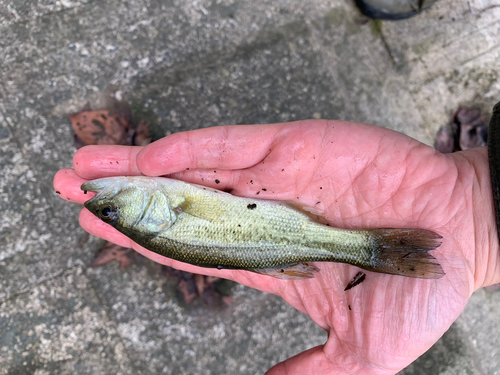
[285,202,329,225]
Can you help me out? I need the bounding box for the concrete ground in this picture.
[1,0,500,374]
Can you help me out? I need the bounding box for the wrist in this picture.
[458,147,500,289]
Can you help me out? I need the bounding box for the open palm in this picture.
[54,120,498,374]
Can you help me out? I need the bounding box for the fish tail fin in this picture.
[366,228,445,279]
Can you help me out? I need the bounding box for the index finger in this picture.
[136,124,283,176]
[72,124,284,180]
[73,145,143,179]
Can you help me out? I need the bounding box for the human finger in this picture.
[265,345,391,375]
[53,168,94,204]
[73,145,143,179]
[265,346,332,375]
[136,124,285,176]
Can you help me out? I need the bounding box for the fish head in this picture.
[82,177,176,236]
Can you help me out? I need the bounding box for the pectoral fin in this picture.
[173,193,227,222]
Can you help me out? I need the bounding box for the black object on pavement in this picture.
[355,0,439,20]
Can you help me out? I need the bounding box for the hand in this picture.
[54,120,500,374]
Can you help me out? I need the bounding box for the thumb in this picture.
[265,345,392,375]
[265,346,334,375]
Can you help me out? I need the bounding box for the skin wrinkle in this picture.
[412,178,453,225]
[298,283,332,331]
[466,152,495,290]
[349,167,375,223]
[128,146,139,176]
[185,130,197,169]
[451,152,486,292]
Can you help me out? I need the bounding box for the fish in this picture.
[82,176,445,280]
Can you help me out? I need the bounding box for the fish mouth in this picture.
[83,195,98,212]
[81,178,122,214]
[81,178,119,214]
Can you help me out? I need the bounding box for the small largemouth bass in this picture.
[82,177,444,279]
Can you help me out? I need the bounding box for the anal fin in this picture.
[249,262,319,280]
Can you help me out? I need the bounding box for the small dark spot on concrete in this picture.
[262,188,267,191]
[281,169,284,171]
[214,170,217,173]
[280,269,284,273]
[326,223,330,226]
[83,190,87,194]
[56,191,61,194]
[320,187,323,189]
[316,201,320,205]
[186,168,190,170]
[110,161,113,164]
[256,191,260,195]
[247,203,257,210]
[297,197,299,199]
[250,180,253,184]
[348,305,351,310]
[116,161,119,164]
[238,224,241,227]
[410,267,415,271]
[67,197,70,200]
[215,179,220,184]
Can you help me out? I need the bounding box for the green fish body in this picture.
[82,176,444,279]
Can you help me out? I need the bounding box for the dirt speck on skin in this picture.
[344,272,366,291]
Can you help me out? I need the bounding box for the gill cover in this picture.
[82,177,178,234]
[133,190,177,233]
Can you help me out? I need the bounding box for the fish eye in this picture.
[98,205,118,223]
